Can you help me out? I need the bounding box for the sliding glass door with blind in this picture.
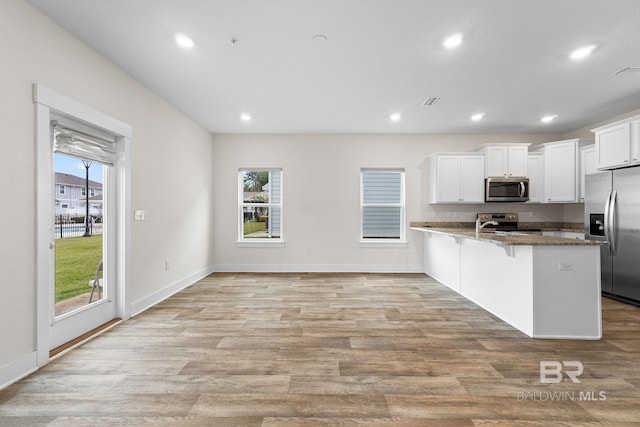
[35,84,131,363]
[49,120,118,350]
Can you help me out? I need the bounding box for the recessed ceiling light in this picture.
[570,45,596,60]
[174,33,195,49]
[240,113,251,122]
[471,113,485,121]
[541,114,558,123]
[443,33,463,49]
[390,113,401,122]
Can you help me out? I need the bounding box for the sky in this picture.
[54,153,104,183]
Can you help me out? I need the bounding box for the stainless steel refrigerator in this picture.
[585,166,640,304]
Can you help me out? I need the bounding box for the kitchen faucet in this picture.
[476,218,499,233]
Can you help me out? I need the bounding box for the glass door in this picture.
[53,154,106,316]
[49,129,117,350]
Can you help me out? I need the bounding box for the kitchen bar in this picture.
[411,224,603,339]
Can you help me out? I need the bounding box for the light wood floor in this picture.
[2,273,640,426]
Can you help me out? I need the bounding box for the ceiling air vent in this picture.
[422,96,441,106]
[614,66,640,76]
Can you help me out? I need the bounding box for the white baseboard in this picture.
[212,264,424,273]
[0,351,38,391]
[129,264,216,317]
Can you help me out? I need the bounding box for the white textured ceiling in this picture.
[28,0,640,134]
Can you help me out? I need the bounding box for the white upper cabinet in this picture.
[544,141,578,203]
[459,155,485,203]
[532,139,593,203]
[479,144,529,177]
[595,122,631,169]
[428,154,485,204]
[527,153,544,203]
[579,145,597,202]
[631,119,640,165]
[592,114,640,170]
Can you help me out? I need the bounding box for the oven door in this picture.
[485,178,529,202]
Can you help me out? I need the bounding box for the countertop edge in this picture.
[410,227,601,246]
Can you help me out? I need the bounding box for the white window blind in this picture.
[53,126,117,166]
[361,169,405,239]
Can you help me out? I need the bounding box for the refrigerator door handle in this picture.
[604,191,613,255]
[609,190,618,256]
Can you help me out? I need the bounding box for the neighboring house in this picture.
[242,177,281,238]
[242,191,267,222]
[55,172,103,217]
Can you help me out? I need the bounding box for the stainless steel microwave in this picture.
[485,177,529,202]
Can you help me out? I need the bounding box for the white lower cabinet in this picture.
[417,228,601,339]
[423,232,460,291]
[428,154,485,204]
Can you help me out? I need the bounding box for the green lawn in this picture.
[243,220,266,236]
[55,235,103,302]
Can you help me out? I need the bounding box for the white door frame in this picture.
[34,84,132,367]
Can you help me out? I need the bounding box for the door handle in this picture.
[604,191,614,255]
[609,191,618,255]
[49,242,55,249]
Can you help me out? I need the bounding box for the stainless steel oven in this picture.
[485,177,529,202]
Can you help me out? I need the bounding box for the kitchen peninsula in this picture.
[411,225,603,339]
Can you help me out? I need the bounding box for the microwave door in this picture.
[487,180,528,201]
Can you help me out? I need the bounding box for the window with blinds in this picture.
[361,169,405,240]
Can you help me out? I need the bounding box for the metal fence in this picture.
[55,215,103,239]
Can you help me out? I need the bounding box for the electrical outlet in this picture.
[559,262,573,271]
[134,210,147,221]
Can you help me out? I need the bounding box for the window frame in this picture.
[59,185,65,195]
[237,168,284,247]
[360,168,406,246]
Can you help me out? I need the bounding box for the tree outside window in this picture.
[239,169,282,240]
